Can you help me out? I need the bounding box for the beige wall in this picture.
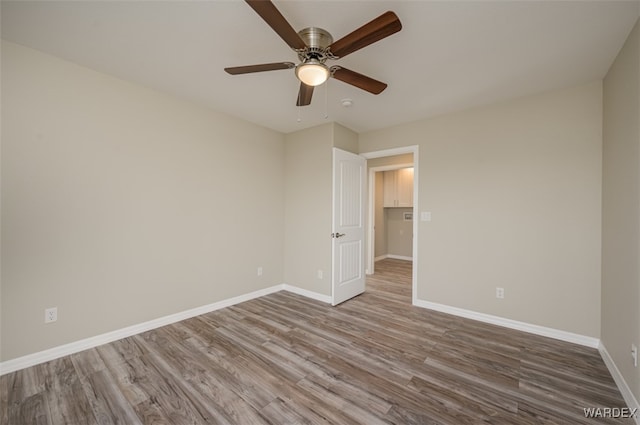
[360,81,603,337]
[1,35,630,390]
[0,41,286,361]
[283,124,333,296]
[283,122,357,296]
[602,18,640,402]
[385,208,413,259]
[333,123,359,153]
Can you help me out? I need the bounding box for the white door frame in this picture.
[366,162,414,275]
[361,146,419,305]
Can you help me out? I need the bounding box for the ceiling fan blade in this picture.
[225,62,295,75]
[245,0,307,50]
[328,11,401,59]
[296,83,314,106]
[331,67,387,94]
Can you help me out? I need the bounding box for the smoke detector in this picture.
[341,98,354,107]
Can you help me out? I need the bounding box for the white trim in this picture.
[0,283,335,375]
[360,145,419,304]
[410,149,418,306]
[0,284,283,375]
[599,342,640,424]
[366,167,377,275]
[416,298,639,418]
[282,284,332,304]
[368,163,414,172]
[374,254,413,262]
[386,254,413,261]
[365,163,414,275]
[361,147,417,160]
[5,282,636,421]
[414,299,600,348]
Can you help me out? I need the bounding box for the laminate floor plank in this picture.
[294,377,389,425]
[259,397,316,425]
[8,392,52,425]
[181,334,285,413]
[0,375,8,425]
[45,378,97,425]
[302,368,393,417]
[70,349,107,379]
[106,353,207,424]
[411,359,521,415]
[80,369,141,425]
[1,258,632,424]
[138,335,262,425]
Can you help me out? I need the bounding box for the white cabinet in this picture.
[396,167,414,207]
[383,171,398,207]
[383,167,413,207]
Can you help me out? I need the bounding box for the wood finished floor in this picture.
[1,258,632,424]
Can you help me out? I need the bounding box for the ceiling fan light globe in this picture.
[296,62,329,86]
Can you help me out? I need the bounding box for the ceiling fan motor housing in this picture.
[297,27,333,62]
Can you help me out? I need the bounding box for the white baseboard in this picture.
[414,299,600,348]
[387,255,413,261]
[6,283,634,423]
[375,254,413,262]
[282,284,332,304]
[0,284,283,375]
[0,282,335,375]
[599,342,640,424]
[415,298,640,419]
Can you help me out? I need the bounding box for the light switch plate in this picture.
[421,212,432,222]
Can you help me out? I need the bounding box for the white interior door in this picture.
[332,148,366,305]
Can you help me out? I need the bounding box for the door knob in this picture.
[332,232,346,238]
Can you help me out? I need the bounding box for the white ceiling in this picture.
[1,1,639,134]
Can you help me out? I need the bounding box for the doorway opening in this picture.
[361,146,418,305]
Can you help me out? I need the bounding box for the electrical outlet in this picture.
[317,270,323,279]
[44,307,57,323]
[257,266,263,276]
[496,287,505,299]
[632,344,638,367]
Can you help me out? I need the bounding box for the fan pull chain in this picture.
[297,87,302,123]
[324,79,329,119]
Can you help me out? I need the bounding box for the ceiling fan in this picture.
[224,0,402,106]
